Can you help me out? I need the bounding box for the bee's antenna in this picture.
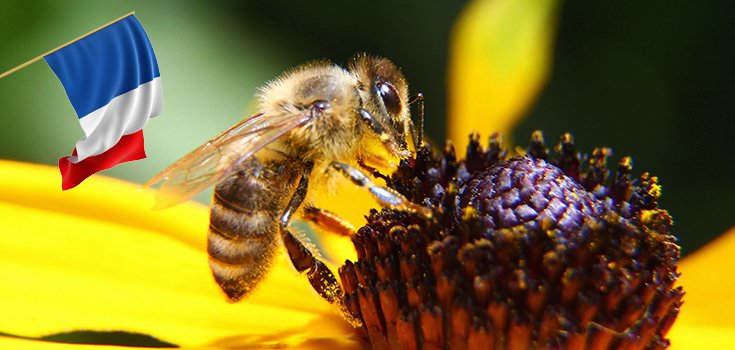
[409,93,424,150]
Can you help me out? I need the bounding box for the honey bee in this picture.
[145,54,426,314]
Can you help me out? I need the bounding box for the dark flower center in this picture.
[458,157,605,233]
[338,131,683,350]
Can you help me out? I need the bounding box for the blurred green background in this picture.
[1,0,732,258]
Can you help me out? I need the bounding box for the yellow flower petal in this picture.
[668,226,735,349]
[448,0,562,150]
[309,176,363,265]
[0,160,356,348]
[0,160,208,252]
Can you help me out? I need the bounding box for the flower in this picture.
[2,135,734,349]
[2,0,733,349]
[339,132,683,349]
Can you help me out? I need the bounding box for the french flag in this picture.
[45,14,162,190]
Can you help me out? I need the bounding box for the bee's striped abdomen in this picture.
[207,158,296,302]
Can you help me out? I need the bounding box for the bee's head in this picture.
[349,54,412,158]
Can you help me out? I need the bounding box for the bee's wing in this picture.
[144,112,311,209]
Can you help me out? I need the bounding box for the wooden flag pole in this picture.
[0,11,135,79]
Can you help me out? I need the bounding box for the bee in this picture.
[145,54,426,314]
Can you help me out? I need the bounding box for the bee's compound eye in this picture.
[310,100,329,117]
[377,82,401,116]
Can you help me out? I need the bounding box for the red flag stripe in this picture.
[58,130,146,190]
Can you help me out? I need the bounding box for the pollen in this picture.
[338,131,683,350]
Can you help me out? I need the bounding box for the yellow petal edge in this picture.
[0,336,163,350]
[668,226,735,349]
[448,0,562,150]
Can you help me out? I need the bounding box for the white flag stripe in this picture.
[71,77,163,163]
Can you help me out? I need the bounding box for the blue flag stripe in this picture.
[44,15,160,118]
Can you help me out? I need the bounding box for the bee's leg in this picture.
[408,92,424,149]
[279,168,360,325]
[302,206,356,237]
[357,158,390,183]
[330,161,432,217]
[279,170,340,301]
